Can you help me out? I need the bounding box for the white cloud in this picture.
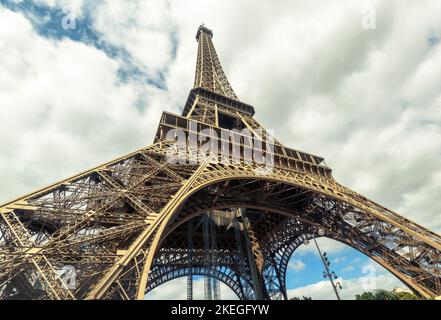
[288,273,403,300]
[0,7,162,199]
[145,277,238,300]
[341,265,355,273]
[332,256,347,264]
[92,1,176,78]
[288,259,306,272]
[295,238,348,256]
[34,0,85,17]
[398,172,441,232]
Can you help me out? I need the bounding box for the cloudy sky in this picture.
[0,0,440,299]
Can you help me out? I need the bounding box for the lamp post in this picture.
[313,232,342,300]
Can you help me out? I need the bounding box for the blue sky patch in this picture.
[285,242,391,293]
[0,0,175,90]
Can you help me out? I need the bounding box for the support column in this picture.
[203,213,213,300]
[240,209,268,300]
[233,212,251,300]
[187,220,194,301]
[209,212,221,300]
[265,255,288,300]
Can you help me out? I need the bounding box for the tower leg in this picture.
[264,256,288,300]
[241,209,268,300]
[187,220,194,301]
[203,213,213,300]
[233,213,253,300]
[209,212,221,300]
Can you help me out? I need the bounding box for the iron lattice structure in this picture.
[1,25,440,300]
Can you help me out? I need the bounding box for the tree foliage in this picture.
[290,296,313,300]
[355,289,422,300]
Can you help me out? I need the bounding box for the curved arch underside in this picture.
[146,266,243,300]
[145,167,441,297]
[0,147,440,300]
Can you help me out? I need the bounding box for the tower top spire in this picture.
[193,25,238,100]
[196,24,213,41]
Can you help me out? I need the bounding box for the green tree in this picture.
[355,289,421,300]
[290,296,313,300]
[395,291,421,300]
[355,291,376,300]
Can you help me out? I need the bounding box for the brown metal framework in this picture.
[0,25,440,300]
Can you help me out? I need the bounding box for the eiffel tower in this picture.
[0,25,440,300]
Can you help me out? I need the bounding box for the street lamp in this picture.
[312,231,342,300]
